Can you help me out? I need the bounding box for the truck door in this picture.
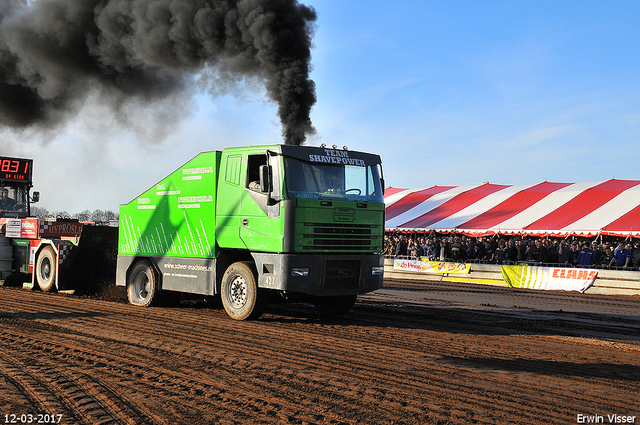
[240,153,282,252]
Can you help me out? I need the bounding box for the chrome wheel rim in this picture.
[134,273,150,300]
[228,275,248,308]
[40,258,51,281]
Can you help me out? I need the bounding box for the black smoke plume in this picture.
[0,0,317,145]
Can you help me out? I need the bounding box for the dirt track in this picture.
[1,282,639,425]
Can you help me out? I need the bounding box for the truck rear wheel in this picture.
[314,295,357,316]
[221,261,262,320]
[127,261,159,307]
[36,246,57,292]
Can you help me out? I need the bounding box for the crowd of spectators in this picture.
[384,233,640,270]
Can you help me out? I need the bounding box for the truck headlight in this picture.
[372,266,383,276]
[291,268,309,277]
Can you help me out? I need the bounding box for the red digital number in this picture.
[0,158,30,180]
[1,160,18,173]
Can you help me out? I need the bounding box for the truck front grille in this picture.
[299,223,382,252]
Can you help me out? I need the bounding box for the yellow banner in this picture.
[393,259,471,274]
[501,264,597,293]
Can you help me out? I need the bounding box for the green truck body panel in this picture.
[116,144,384,299]
[119,151,221,259]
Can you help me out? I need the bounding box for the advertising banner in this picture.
[501,264,597,293]
[39,220,84,238]
[393,259,471,274]
[4,218,39,239]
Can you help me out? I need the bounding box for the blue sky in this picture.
[3,1,640,213]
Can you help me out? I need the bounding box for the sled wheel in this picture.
[36,246,57,292]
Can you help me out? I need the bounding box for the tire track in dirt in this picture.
[0,331,169,425]
[0,354,75,422]
[0,322,285,424]
[1,285,639,424]
[6,292,450,421]
[1,314,429,424]
[2,295,532,423]
[0,290,632,422]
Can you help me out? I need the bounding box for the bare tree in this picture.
[30,206,119,222]
[92,209,106,222]
[104,210,119,221]
[75,209,91,221]
[30,206,50,218]
[52,211,72,219]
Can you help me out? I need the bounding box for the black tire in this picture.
[221,261,262,320]
[127,261,160,307]
[35,246,57,292]
[313,295,357,316]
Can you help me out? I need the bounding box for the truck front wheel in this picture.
[127,261,159,307]
[314,295,357,316]
[36,246,57,292]
[221,262,262,320]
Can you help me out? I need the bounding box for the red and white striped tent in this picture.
[384,179,640,238]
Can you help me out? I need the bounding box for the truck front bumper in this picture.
[250,252,384,297]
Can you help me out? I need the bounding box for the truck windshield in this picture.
[283,157,384,202]
[0,184,27,217]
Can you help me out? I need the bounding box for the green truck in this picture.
[116,144,385,320]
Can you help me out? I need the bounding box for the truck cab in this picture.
[0,185,28,217]
[0,156,38,283]
[0,156,37,219]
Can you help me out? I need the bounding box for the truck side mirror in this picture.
[259,165,272,194]
[32,191,40,203]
